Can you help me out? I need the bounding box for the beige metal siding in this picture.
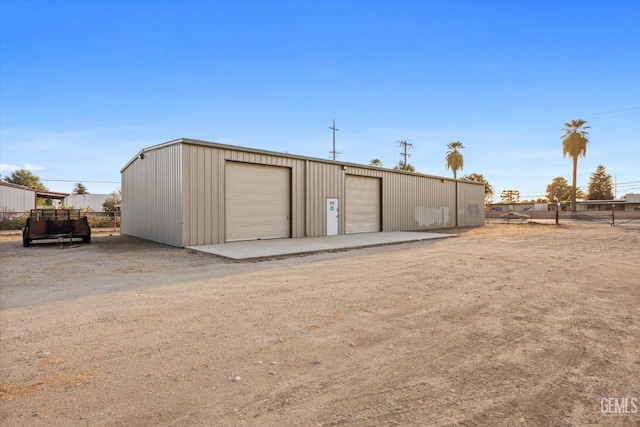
[122,138,484,248]
[343,167,457,231]
[345,175,381,233]
[225,162,291,241]
[222,150,305,240]
[121,144,183,247]
[0,184,35,212]
[182,144,223,246]
[304,161,344,237]
[180,145,305,245]
[381,172,456,230]
[310,164,465,233]
[456,181,485,227]
[64,194,111,212]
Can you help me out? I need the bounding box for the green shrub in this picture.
[87,215,121,228]
[0,214,27,231]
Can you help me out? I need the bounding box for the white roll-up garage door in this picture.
[345,175,381,233]
[225,162,291,241]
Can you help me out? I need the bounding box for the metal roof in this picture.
[120,137,484,186]
[0,181,69,199]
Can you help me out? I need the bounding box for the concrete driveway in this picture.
[187,231,456,260]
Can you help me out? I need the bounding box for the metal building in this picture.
[0,182,69,213]
[64,194,112,212]
[121,138,485,247]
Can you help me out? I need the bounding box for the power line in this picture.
[273,124,327,152]
[584,106,640,122]
[40,179,120,184]
[588,112,640,122]
[585,106,640,116]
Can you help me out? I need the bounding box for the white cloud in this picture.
[0,163,20,172]
[24,163,46,171]
[0,163,46,172]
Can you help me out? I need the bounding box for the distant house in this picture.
[625,194,640,211]
[0,182,69,213]
[489,202,549,212]
[577,194,640,211]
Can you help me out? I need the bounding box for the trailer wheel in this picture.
[83,235,91,244]
[23,228,30,247]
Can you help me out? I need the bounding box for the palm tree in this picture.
[392,161,415,172]
[561,119,590,213]
[445,141,465,179]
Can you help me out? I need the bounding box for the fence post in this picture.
[612,209,615,227]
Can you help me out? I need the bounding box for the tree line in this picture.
[1,170,121,212]
[500,164,614,206]
[369,119,617,209]
[2,118,615,212]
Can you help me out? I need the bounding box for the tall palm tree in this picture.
[561,119,590,213]
[445,141,465,179]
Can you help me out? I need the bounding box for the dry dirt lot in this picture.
[1,223,638,426]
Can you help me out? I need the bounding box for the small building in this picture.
[489,202,549,212]
[623,194,640,211]
[63,194,112,213]
[0,182,69,214]
[577,194,640,211]
[120,139,485,247]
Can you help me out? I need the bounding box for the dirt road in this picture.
[1,223,638,426]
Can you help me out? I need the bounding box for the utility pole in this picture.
[330,119,339,161]
[396,140,413,169]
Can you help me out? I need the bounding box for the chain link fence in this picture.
[1,210,120,231]
[485,208,640,226]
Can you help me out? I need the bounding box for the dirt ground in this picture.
[1,223,638,426]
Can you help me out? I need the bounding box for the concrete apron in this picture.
[186,231,457,260]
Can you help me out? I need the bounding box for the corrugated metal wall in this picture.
[223,150,306,240]
[305,161,344,237]
[344,166,483,230]
[345,175,381,233]
[181,144,222,245]
[122,139,485,247]
[180,144,306,245]
[0,184,36,212]
[225,162,291,241]
[382,172,457,230]
[456,181,485,227]
[121,144,183,247]
[64,194,110,212]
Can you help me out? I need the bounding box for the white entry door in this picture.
[326,198,339,236]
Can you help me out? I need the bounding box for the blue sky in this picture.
[1,0,639,201]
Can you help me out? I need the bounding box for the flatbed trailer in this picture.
[23,209,91,247]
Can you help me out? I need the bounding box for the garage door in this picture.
[225,162,290,241]
[345,175,381,233]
